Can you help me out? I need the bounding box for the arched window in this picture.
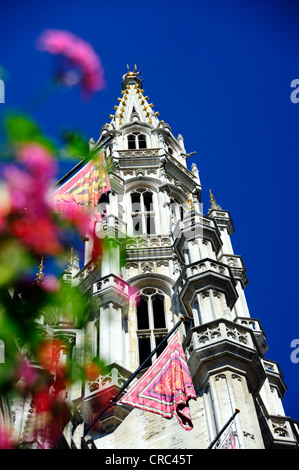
[170,197,184,223]
[127,132,147,150]
[135,288,168,369]
[138,134,147,149]
[131,189,155,235]
[128,134,136,149]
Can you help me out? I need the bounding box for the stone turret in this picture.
[32,68,299,449]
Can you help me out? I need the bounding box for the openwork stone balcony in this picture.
[264,415,299,448]
[96,215,127,238]
[183,318,266,393]
[93,274,130,306]
[85,363,128,395]
[218,254,249,288]
[235,317,268,356]
[82,363,132,434]
[207,208,234,236]
[117,148,161,159]
[262,358,287,398]
[173,214,222,257]
[176,258,238,316]
[126,234,172,249]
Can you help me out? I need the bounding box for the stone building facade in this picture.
[6,68,299,449]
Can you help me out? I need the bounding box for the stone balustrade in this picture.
[235,317,268,356]
[266,415,299,447]
[262,359,280,375]
[218,254,248,288]
[93,274,130,297]
[97,215,127,237]
[183,318,266,393]
[176,258,238,316]
[117,148,161,158]
[126,234,172,249]
[86,365,127,395]
[177,258,233,294]
[184,319,255,359]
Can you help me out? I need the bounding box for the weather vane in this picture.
[122,64,140,81]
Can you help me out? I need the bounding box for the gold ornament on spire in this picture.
[122,64,140,81]
[187,192,194,211]
[209,189,216,206]
[36,257,45,281]
[209,189,222,210]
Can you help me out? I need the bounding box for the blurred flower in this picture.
[36,29,105,97]
[2,143,64,255]
[84,361,102,382]
[42,274,60,292]
[10,216,61,255]
[36,339,65,374]
[0,426,13,449]
[15,358,38,392]
[17,143,57,181]
[0,182,11,231]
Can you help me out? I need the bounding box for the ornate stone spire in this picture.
[65,247,80,274]
[106,66,159,128]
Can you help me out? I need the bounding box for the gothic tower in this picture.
[58,67,298,449]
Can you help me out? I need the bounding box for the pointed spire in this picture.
[65,246,74,273]
[107,67,161,128]
[65,247,80,274]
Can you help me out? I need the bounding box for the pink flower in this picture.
[0,182,11,231]
[10,216,62,255]
[36,29,106,96]
[0,427,13,449]
[42,274,60,292]
[4,143,57,216]
[16,359,38,389]
[17,143,57,180]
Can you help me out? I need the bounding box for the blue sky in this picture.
[1,0,299,423]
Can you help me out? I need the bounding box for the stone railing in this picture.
[75,259,98,284]
[93,274,129,297]
[86,365,127,395]
[261,358,287,398]
[117,148,161,158]
[184,319,255,359]
[177,259,232,293]
[235,317,268,356]
[97,215,127,236]
[266,415,299,446]
[165,152,197,181]
[262,359,280,375]
[218,254,248,288]
[126,234,172,249]
[183,319,267,393]
[235,317,262,333]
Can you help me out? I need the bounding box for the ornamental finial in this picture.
[209,189,216,206]
[209,189,222,210]
[122,64,140,81]
[36,257,45,281]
